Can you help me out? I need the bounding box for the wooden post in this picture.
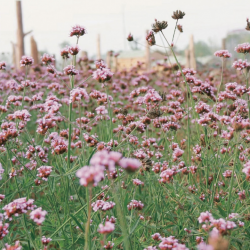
[16,0,24,69]
[185,49,190,68]
[145,30,150,70]
[16,0,32,70]
[97,34,101,60]
[222,38,226,68]
[106,52,111,68]
[30,36,39,65]
[189,35,196,70]
[11,42,18,69]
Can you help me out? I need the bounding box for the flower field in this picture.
[0,11,250,250]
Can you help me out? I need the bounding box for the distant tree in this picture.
[194,41,212,57]
[59,41,70,49]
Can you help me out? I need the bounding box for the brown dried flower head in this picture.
[172,10,185,20]
[177,24,183,33]
[146,31,156,46]
[127,33,133,41]
[246,18,250,31]
[152,19,168,33]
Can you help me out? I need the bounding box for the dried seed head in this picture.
[172,10,185,20]
[152,19,168,33]
[146,31,156,46]
[177,24,183,33]
[246,18,250,31]
[127,33,133,41]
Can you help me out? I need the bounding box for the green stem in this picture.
[85,187,92,250]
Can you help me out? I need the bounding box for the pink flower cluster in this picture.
[214,50,231,58]
[159,236,188,250]
[76,165,105,187]
[41,53,55,65]
[232,59,250,71]
[92,60,114,83]
[91,200,115,212]
[9,110,31,122]
[0,61,6,70]
[98,221,115,234]
[127,200,144,210]
[69,87,89,103]
[235,43,250,54]
[0,221,9,240]
[37,166,53,181]
[20,55,34,67]
[3,197,36,221]
[30,207,47,225]
[3,241,22,250]
[70,25,87,37]
[64,65,79,76]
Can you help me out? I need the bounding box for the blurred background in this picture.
[0,0,250,70]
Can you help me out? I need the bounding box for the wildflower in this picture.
[198,211,213,223]
[144,247,157,250]
[30,207,47,225]
[177,24,183,32]
[127,200,144,210]
[214,50,231,58]
[41,236,52,247]
[232,59,250,71]
[0,163,4,180]
[0,221,9,239]
[0,62,6,70]
[51,137,68,155]
[9,110,31,122]
[119,158,141,172]
[172,10,185,20]
[3,197,36,221]
[152,19,168,33]
[76,165,104,187]
[133,178,144,186]
[20,55,34,67]
[146,31,156,46]
[0,194,5,202]
[197,242,213,250]
[98,221,115,234]
[68,45,80,55]
[70,87,89,103]
[95,105,108,115]
[3,241,22,250]
[63,65,79,75]
[159,169,175,183]
[92,65,114,83]
[158,236,178,249]
[70,25,87,37]
[90,150,122,172]
[60,47,70,59]
[238,190,246,200]
[37,166,52,181]
[92,200,115,212]
[127,33,133,41]
[235,43,250,54]
[41,53,55,65]
[104,241,114,249]
[152,233,162,241]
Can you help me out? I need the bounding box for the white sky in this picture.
[0,0,250,58]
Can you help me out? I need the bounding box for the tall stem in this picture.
[105,86,113,147]
[85,187,92,250]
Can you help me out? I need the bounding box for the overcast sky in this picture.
[0,0,249,58]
